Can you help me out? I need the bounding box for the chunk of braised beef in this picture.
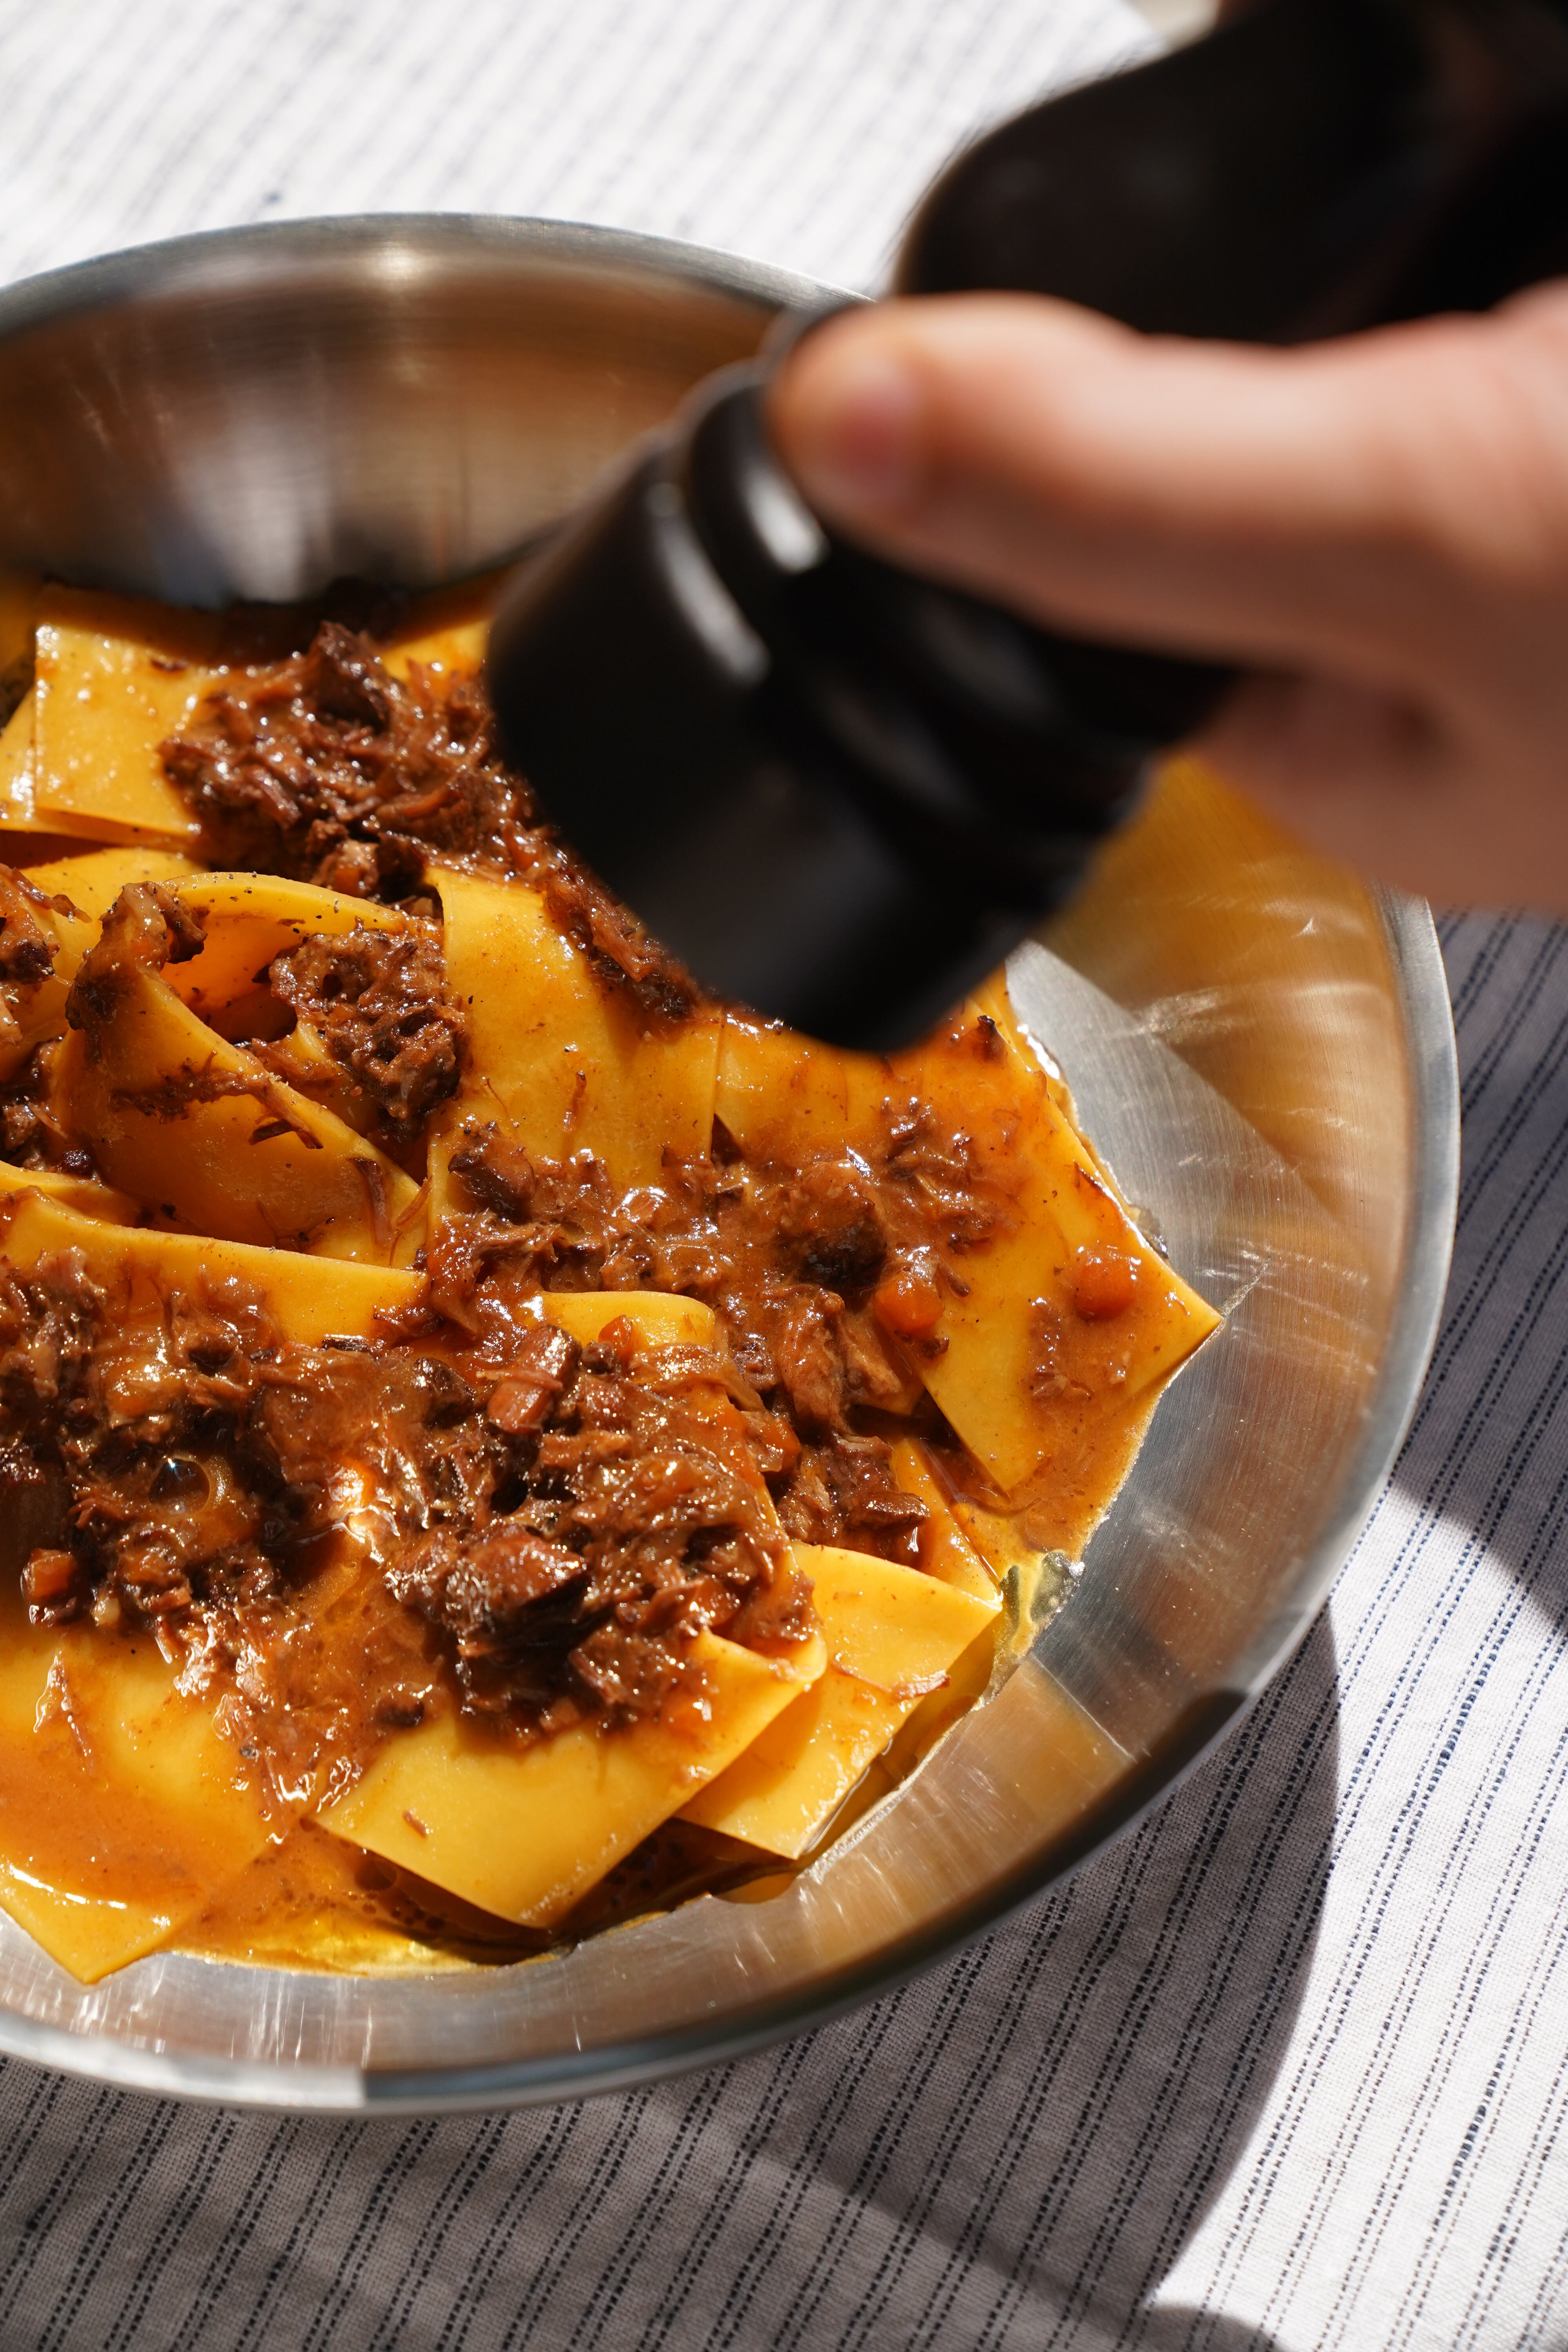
[485,1323,580,1435]
[823,1434,929,1540]
[1024,1297,1090,1403]
[0,1441,70,1586]
[0,1044,71,1167]
[448,1123,537,1222]
[390,1522,586,1640]
[531,1426,634,1474]
[269,922,468,1148]
[82,1285,272,1440]
[885,1101,1004,1252]
[432,1134,629,1312]
[299,621,393,728]
[423,1212,535,1322]
[726,1325,777,1393]
[579,1444,750,1550]
[0,1254,101,1415]
[776,1433,927,1564]
[739,1405,802,1481]
[0,866,66,989]
[771,1287,847,1432]
[568,1624,691,1715]
[836,1307,916,1409]
[256,1346,491,1538]
[725,1555,817,1648]
[771,1161,887,1295]
[775,1445,838,1545]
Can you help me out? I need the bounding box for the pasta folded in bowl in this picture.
[0,577,1218,1984]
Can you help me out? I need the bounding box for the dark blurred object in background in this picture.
[490,0,1568,1046]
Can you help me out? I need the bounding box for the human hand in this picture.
[769,285,1568,914]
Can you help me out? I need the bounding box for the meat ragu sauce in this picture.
[0,586,1220,1980]
[2,1259,802,1769]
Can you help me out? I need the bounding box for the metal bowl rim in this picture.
[0,216,1460,2111]
[0,209,842,351]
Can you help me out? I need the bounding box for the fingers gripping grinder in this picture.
[488,0,1568,1047]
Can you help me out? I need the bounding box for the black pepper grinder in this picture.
[488,0,1568,1049]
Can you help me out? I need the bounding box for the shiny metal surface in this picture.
[0,218,1458,2110]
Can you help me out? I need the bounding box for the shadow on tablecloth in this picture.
[0,1607,1337,2351]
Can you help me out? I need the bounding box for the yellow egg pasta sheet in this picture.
[887,1437,1000,1604]
[0,699,38,833]
[375,573,498,683]
[30,588,215,844]
[0,1190,425,1341]
[431,866,721,1191]
[320,1628,825,1928]
[532,1287,718,1352]
[0,1158,140,1224]
[0,1600,281,1983]
[53,958,421,1261]
[22,844,201,924]
[681,1543,1000,1859]
[379,621,488,683]
[716,1005,1219,1494]
[158,873,410,1031]
[0,845,200,1084]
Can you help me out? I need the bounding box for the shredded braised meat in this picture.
[0,867,77,1082]
[267,923,468,1150]
[161,622,527,896]
[0,1246,808,1799]
[427,1114,1007,1560]
[388,1315,808,1730]
[53,880,467,1165]
[0,866,69,989]
[0,1044,85,1171]
[0,629,1040,1811]
[160,621,696,1020]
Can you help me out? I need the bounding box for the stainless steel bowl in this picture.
[0,216,1458,2110]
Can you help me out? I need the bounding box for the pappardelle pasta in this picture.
[0,577,1219,1982]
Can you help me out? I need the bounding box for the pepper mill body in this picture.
[489,0,1568,1048]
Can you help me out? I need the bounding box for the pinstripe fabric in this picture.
[1,7,1567,2345]
[0,0,1149,297]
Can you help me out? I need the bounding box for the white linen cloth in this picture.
[2,6,1567,2347]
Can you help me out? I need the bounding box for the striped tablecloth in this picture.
[3,7,1568,2345]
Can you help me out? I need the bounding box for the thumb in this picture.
[767,290,1568,699]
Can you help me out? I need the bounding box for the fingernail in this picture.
[782,342,926,518]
